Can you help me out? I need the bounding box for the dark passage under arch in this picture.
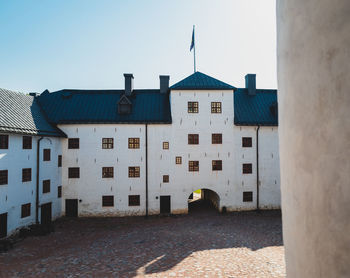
[188,188,220,213]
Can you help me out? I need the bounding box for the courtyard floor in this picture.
[0,204,285,278]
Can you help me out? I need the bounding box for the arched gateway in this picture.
[188,189,220,213]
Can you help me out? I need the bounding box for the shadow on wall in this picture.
[0,211,283,276]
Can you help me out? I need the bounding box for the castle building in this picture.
[0,71,280,237]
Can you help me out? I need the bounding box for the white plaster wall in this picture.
[0,134,62,236]
[148,90,280,214]
[58,124,146,216]
[58,90,281,217]
[259,126,281,209]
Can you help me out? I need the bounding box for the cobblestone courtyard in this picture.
[0,206,285,277]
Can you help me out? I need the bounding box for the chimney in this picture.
[159,75,170,94]
[245,74,256,96]
[124,73,134,96]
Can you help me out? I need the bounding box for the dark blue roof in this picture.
[37,89,172,124]
[0,88,65,137]
[171,71,236,90]
[234,88,278,126]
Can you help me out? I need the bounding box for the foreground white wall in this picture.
[277,0,350,276]
[0,134,62,236]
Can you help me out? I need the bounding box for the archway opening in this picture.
[188,189,220,213]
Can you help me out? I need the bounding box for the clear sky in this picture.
[0,0,276,93]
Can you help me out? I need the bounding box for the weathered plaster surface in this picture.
[277,0,350,277]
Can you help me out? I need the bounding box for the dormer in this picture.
[118,94,132,114]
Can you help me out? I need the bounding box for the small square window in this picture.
[128,167,140,178]
[242,137,252,147]
[175,156,182,164]
[68,167,80,178]
[22,168,32,182]
[163,175,169,183]
[189,161,199,172]
[43,180,50,193]
[0,170,8,185]
[102,167,114,178]
[163,142,169,150]
[188,101,198,113]
[242,163,253,174]
[68,138,79,149]
[188,134,199,145]
[58,186,62,198]
[212,133,222,144]
[0,135,8,149]
[212,160,222,171]
[128,138,140,149]
[102,138,113,149]
[129,195,140,206]
[22,136,32,149]
[211,102,222,113]
[21,203,31,218]
[243,191,253,202]
[43,149,51,161]
[58,155,62,167]
[102,195,114,207]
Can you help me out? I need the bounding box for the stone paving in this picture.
[0,204,285,277]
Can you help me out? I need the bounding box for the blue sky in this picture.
[0,0,276,92]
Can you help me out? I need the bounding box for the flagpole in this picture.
[193,25,196,72]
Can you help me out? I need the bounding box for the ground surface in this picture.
[0,202,285,278]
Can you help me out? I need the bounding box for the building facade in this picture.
[0,72,280,237]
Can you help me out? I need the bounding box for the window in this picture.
[102,138,113,149]
[102,167,114,178]
[129,195,140,206]
[242,163,253,174]
[243,191,253,202]
[189,161,199,172]
[212,133,222,144]
[68,167,80,178]
[102,196,114,207]
[21,203,31,218]
[68,138,79,149]
[128,138,140,149]
[242,137,252,147]
[211,102,222,113]
[58,186,62,198]
[188,134,199,145]
[58,155,62,167]
[163,142,169,150]
[118,103,132,114]
[0,170,8,185]
[163,175,169,183]
[22,136,32,149]
[43,149,51,161]
[188,101,198,113]
[0,135,8,149]
[212,160,222,171]
[128,167,140,178]
[22,168,31,182]
[175,156,182,164]
[43,180,50,193]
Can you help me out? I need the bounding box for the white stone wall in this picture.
[147,90,281,214]
[58,124,147,216]
[0,134,62,236]
[57,90,281,216]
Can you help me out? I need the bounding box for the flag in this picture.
[190,26,195,51]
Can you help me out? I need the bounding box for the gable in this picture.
[171,71,236,90]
